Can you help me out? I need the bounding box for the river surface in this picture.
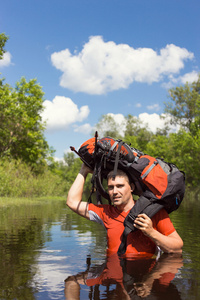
[0,194,200,300]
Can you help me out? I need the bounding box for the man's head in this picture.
[107,169,132,185]
[107,169,135,211]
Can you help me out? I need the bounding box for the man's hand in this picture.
[134,213,154,237]
[79,163,93,178]
[134,213,183,253]
[134,282,152,298]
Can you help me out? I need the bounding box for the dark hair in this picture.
[107,169,131,185]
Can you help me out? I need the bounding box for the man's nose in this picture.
[113,186,118,194]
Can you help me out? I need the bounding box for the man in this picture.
[67,163,183,256]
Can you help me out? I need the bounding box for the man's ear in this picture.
[130,183,135,192]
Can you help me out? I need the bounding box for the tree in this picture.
[64,152,76,167]
[124,114,153,151]
[95,114,124,139]
[145,134,171,160]
[124,114,141,136]
[168,130,200,187]
[164,75,200,135]
[0,33,8,60]
[0,33,52,172]
[94,113,153,151]
[51,152,92,193]
[0,77,53,172]
[162,76,200,187]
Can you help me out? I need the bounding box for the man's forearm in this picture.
[66,164,91,219]
[134,214,183,254]
[66,172,86,209]
[147,229,183,254]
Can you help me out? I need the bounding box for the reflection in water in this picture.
[0,201,107,299]
[64,253,183,300]
[0,215,44,299]
[0,197,200,299]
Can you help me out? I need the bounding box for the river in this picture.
[0,193,200,299]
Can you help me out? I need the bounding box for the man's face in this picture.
[107,176,133,209]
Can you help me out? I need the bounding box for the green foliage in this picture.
[1,33,199,197]
[138,129,200,188]
[93,77,200,188]
[0,201,67,299]
[158,75,200,187]
[124,135,139,149]
[95,113,153,149]
[0,77,53,172]
[164,74,200,134]
[50,152,92,194]
[168,130,200,187]
[95,114,124,139]
[124,114,141,136]
[0,33,8,59]
[0,159,66,197]
[124,115,153,150]
[145,134,170,158]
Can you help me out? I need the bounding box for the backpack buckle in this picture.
[124,213,137,231]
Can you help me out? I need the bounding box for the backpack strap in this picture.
[107,140,119,156]
[112,140,124,179]
[117,196,164,255]
[95,159,112,204]
[141,160,158,180]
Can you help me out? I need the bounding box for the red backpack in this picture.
[71,133,185,255]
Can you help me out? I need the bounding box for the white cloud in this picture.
[51,36,194,95]
[180,71,199,84]
[138,113,164,132]
[34,250,70,294]
[162,70,199,89]
[135,103,142,108]
[52,156,66,164]
[96,112,179,137]
[0,52,12,68]
[97,113,126,137]
[74,230,94,245]
[146,103,161,111]
[107,113,125,126]
[41,96,90,131]
[138,112,179,133]
[73,123,93,134]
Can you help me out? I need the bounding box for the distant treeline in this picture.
[0,33,200,198]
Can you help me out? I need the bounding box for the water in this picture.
[0,196,200,299]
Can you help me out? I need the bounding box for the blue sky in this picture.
[1,0,199,159]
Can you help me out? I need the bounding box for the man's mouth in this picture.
[113,197,121,202]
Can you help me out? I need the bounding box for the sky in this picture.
[1,0,199,160]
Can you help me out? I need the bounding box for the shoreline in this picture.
[0,196,66,208]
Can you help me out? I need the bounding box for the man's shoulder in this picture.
[88,203,115,223]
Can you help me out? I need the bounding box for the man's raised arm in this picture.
[66,163,92,220]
